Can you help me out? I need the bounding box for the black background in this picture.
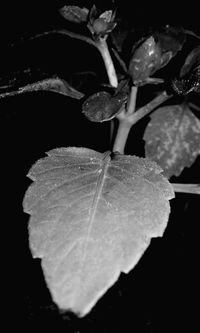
[0,1,199,332]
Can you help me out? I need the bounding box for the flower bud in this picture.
[93,18,109,34]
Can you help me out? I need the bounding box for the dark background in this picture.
[0,1,199,332]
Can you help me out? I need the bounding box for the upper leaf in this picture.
[59,6,89,23]
[144,104,200,178]
[128,36,169,86]
[129,26,185,86]
[23,147,174,317]
[0,77,84,100]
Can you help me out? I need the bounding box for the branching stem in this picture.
[113,90,171,153]
[113,87,138,153]
[15,28,173,156]
[131,91,171,124]
[17,30,119,88]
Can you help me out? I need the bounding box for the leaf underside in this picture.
[144,104,200,178]
[23,147,174,317]
[0,77,84,100]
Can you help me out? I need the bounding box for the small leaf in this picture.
[129,36,168,86]
[129,26,185,86]
[82,92,111,122]
[23,147,174,317]
[59,6,89,23]
[82,90,127,122]
[172,47,200,95]
[184,29,200,40]
[172,69,200,95]
[180,46,200,78]
[88,4,99,23]
[144,104,200,178]
[0,77,84,100]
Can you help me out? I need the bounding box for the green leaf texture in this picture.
[23,148,174,317]
[82,91,127,122]
[144,104,200,178]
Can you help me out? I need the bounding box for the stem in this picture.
[19,30,119,88]
[96,37,118,88]
[188,102,200,111]
[113,90,171,153]
[184,29,200,40]
[113,87,138,153]
[112,120,132,154]
[127,86,138,115]
[95,37,119,148]
[172,183,200,194]
[131,91,171,125]
[111,47,127,73]
[110,119,115,145]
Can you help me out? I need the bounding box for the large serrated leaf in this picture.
[23,147,174,317]
[144,104,200,178]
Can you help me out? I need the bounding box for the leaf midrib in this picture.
[79,152,111,266]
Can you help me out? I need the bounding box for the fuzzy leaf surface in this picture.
[144,104,200,178]
[23,147,174,317]
[82,90,127,122]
